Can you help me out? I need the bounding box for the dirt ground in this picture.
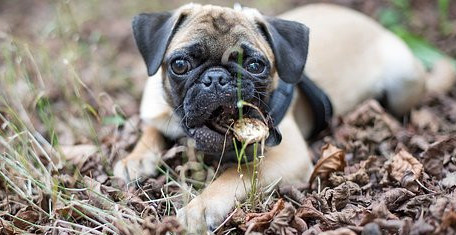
[0,0,455,234]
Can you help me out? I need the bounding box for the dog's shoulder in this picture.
[140,70,185,139]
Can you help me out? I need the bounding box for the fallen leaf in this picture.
[290,216,308,233]
[381,188,415,211]
[320,227,356,235]
[411,108,440,132]
[296,198,328,224]
[345,100,400,132]
[12,208,40,231]
[243,199,285,231]
[0,218,16,235]
[229,208,247,227]
[324,208,358,229]
[401,171,420,192]
[321,183,352,211]
[266,202,297,235]
[397,194,433,218]
[310,144,346,184]
[421,137,456,178]
[385,150,423,186]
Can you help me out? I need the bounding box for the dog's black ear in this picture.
[261,17,310,84]
[132,12,185,76]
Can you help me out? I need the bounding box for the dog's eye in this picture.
[171,59,191,75]
[245,61,265,74]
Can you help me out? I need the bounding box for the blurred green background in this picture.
[0,0,455,145]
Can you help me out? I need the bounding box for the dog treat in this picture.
[233,118,269,144]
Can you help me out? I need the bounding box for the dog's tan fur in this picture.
[114,3,455,233]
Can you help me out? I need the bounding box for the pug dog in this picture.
[114,3,455,233]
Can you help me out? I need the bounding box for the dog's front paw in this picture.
[113,151,160,182]
[177,194,235,234]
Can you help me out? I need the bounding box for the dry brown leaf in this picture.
[0,218,16,235]
[324,208,359,229]
[385,150,423,184]
[12,208,40,231]
[266,202,297,235]
[243,199,285,231]
[397,194,433,218]
[381,188,415,211]
[344,100,401,133]
[54,204,85,221]
[296,198,328,224]
[422,137,456,178]
[320,227,356,235]
[360,202,399,226]
[291,216,308,233]
[310,144,346,184]
[230,208,247,226]
[411,108,440,132]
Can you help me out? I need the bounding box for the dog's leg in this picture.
[177,114,313,233]
[383,61,426,117]
[113,126,165,182]
[376,35,427,117]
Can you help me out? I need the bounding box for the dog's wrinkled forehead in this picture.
[166,4,274,60]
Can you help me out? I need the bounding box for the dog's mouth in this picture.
[183,101,274,155]
[206,105,237,135]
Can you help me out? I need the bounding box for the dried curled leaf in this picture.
[243,199,285,231]
[12,208,40,231]
[296,198,328,223]
[320,227,356,235]
[266,202,298,234]
[310,144,346,184]
[381,188,415,211]
[421,137,456,178]
[233,118,269,144]
[385,150,423,183]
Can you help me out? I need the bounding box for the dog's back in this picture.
[281,4,455,118]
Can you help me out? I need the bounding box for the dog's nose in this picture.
[202,69,229,88]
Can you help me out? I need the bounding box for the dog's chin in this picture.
[183,104,266,156]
